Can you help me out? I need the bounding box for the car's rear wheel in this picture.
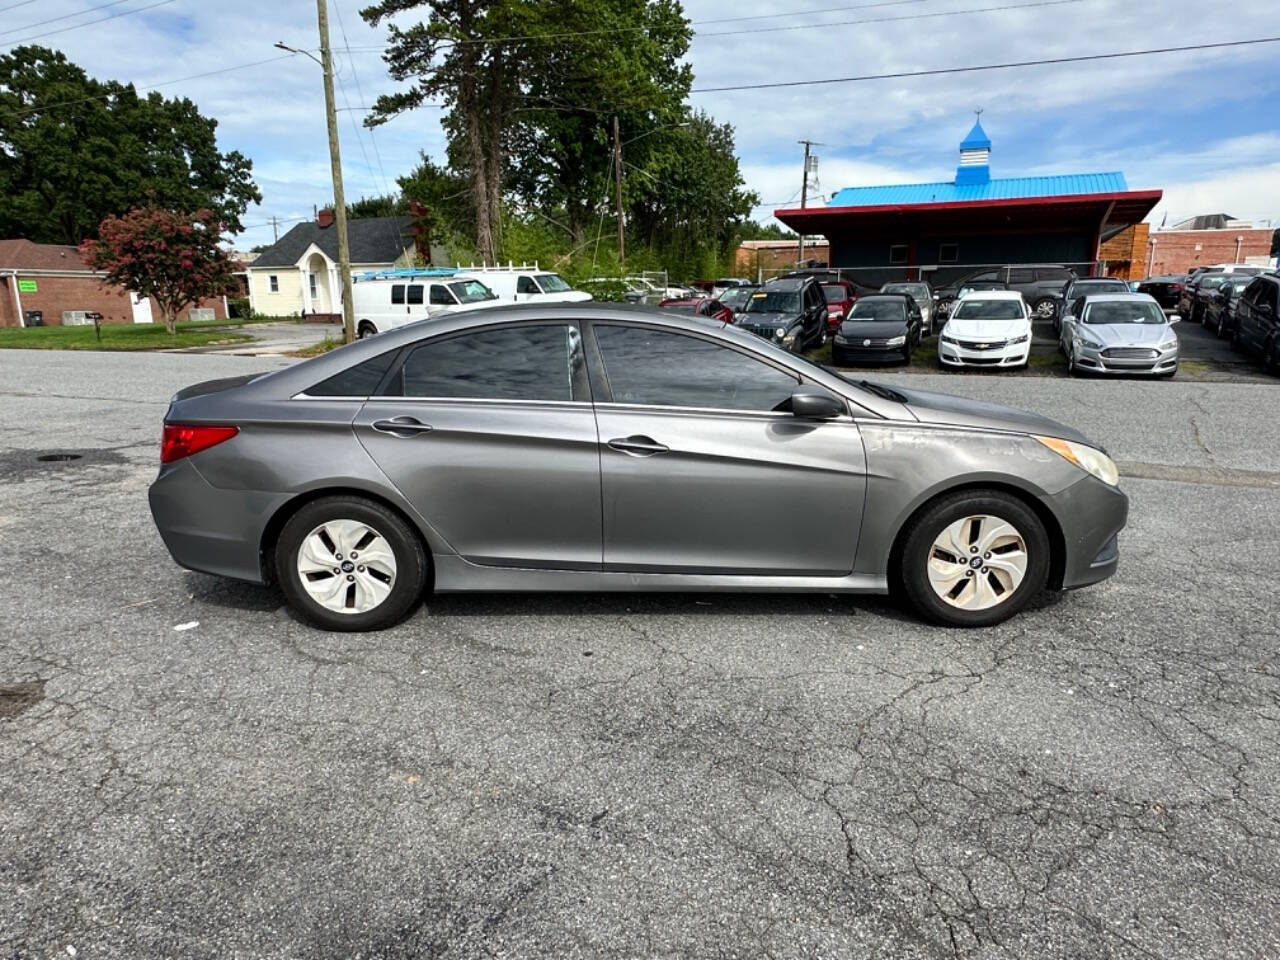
[898,491,1050,627]
[357,321,377,339]
[1033,298,1056,321]
[276,496,427,631]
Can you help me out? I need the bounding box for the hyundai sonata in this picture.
[149,304,1127,631]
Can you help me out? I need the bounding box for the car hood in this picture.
[838,320,907,338]
[943,317,1028,339]
[1083,323,1173,346]
[893,385,1091,445]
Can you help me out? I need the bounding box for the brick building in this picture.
[735,239,830,278]
[0,239,228,328]
[1143,218,1273,276]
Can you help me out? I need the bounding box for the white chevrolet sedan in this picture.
[938,291,1032,370]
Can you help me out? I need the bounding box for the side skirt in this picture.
[432,555,888,594]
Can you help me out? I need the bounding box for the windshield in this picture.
[536,273,572,293]
[719,287,755,308]
[846,300,905,322]
[449,279,496,303]
[1083,301,1168,325]
[821,284,849,302]
[1071,280,1129,295]
[743,290,800,314]
[1198,276,1229,291]
[951,299,1024,320]
[882,283,927,299]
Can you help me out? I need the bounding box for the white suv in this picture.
[938,291,1033,370]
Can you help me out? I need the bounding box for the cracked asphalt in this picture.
[2,350,1279,959]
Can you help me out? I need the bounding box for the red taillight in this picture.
[161,424,239,463]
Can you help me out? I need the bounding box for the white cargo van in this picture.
[350,269,506,337]
[455,263,592,304]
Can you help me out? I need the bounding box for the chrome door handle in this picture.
[372,416,434,437]
[607,435,669,456]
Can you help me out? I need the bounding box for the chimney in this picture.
[316,208,335,229]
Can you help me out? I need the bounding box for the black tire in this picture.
[1230,325,1243,353]
[1264,337,1279,376]
[1033,298,1057,322]
[275,495,428,631]
[357,321,377,339]
[897,490,1051,628]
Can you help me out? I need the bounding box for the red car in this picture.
[658,296,734,323]
[820,280,861,332]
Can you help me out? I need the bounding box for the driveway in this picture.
[2,351,1279,959]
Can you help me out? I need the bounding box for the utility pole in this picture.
[315,0,355,343]
[613,116,626,268]
[796,139,821,268]
[270,216,280,243]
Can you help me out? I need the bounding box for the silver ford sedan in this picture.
[1059,293,1179,377]
[149,305,1127,631]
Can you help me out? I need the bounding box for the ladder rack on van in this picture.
[451,261,540,273]
[353,267,461,283]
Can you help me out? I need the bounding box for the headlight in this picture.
[775,327,787,339]
[1158,336,1178,350]
[940,334,958,345]
[1034,436,1120,486]
[1009,334,1029,344]
[886,335,906,347]
[1078,336,1102,350]
[833,334,848,345]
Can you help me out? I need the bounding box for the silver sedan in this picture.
[149,304,1128,631]
[1059,293,1179,377]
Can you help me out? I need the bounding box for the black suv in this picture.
[935,264,1076,320]
[1054,277,1132,331]
[1231,274,1280,372]
[734,275,828,353]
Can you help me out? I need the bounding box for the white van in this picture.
[350,270,506,337]
[455,263,592,304]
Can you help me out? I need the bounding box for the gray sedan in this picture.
[149,305,1128,631]
[1059,293,1179,377]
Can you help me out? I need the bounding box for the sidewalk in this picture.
[170,321,343,356]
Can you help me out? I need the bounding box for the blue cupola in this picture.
[955,118,991,186]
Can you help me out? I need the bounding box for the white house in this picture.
[246,214,416,318]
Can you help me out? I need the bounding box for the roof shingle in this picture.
[249,216,412,268]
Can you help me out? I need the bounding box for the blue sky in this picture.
[14,0,1280,250]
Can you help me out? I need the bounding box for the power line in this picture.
[691,35,1280,93]
[0,53,296,120]
[0,0,43,14]
[0,0,178,47]
[0,0,154,40]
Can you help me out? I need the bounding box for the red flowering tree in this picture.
[79,207,240,334]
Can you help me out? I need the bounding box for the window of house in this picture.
[406,284,424,306]
[888,244,909,266]
[268,275,279,293]
[399,325,583,401]
[938,243,959,263]
[594,325,799,413]
[309,273,318,299]
[391,284,405,305]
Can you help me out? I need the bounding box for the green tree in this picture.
[737,220,795,241]
[0,46,260,244]
[80,207,240,335]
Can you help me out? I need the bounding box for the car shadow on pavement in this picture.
[182,571,284,613]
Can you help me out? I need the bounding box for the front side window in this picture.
[406,284,424,305]
[536,274,572,293]
[449,280,497,303]
[595,325,798,412]
[429,284,454,306]
[952,299,1025,320]
[517,276,540,294]
[399,324,582,402]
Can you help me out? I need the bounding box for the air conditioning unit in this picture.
[62,311,92,326]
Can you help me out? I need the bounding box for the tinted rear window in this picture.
[399,325,580,401]
[308,350,397,397]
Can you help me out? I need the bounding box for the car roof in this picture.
[763,277,805,290]
[956,290,1024,300]
[854,294,910,303]
[1070,277,1128,284]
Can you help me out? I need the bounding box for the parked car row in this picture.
[1191,272,1280,372]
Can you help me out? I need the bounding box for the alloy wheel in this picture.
[926,514,1028,610]
[296,519,398,614]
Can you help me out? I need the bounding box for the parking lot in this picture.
[3,349,1279,958]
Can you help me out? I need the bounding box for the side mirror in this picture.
[791,386,845,420]
[1167,315,1180,324]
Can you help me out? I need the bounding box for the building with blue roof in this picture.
[775,120,1161,286]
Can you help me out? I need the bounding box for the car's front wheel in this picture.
[1032,298,1056,321]
[275,495,428,631]
[898,490,1050,627]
